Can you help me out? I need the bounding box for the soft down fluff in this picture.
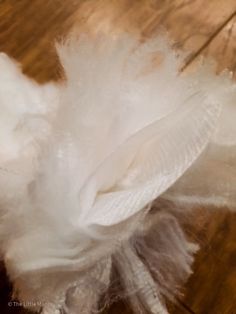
[0,33,235,314]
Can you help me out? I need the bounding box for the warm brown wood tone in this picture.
[0,1,235,313]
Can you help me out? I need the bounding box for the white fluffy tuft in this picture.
[0,34,235,313]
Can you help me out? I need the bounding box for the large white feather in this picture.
[0,34,235,314]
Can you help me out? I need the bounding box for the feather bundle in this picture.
[0,33,235,314]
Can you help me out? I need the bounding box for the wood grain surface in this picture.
[0,1,236,313]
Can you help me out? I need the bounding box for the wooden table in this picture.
[0,1,235,313]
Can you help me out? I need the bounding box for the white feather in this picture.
[0,34,235,313]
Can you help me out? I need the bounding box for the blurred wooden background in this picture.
[0,1,236,313]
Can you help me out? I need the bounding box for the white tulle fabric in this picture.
[0,34,235,314]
